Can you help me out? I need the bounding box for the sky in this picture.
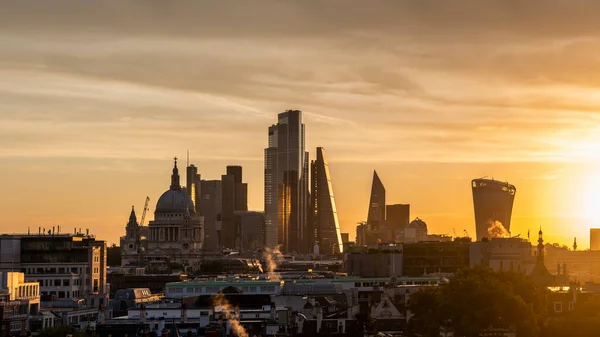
[1,0,599,247]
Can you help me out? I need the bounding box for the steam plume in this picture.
[487,220,510,238]
[212,293,248,337]
[263,245,282,282]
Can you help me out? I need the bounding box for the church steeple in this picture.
[537,227,545,265]
[170,157,181,190]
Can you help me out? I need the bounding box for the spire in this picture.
[129,206,136,222]
[537,227,545,265]
[170,157,181,190]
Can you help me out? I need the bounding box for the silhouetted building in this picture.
[404,218,428,243]
[341,233,350,243]
[221,166,249,250]
[310,147,343,254]
[356,223,367,247]
[264,110,309,253]
[199,180,222,252]
[386,204,410,240]
[227,165,248,212]
[235,211,265,252]
[147,159,203,265]
[347,245,403,278]
[186,164,202,212]
[367,171,386,232]
[402,241,471,276]
[591,228,600,251]
[471,178,516,241]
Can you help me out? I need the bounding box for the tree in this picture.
[407,266,546,337]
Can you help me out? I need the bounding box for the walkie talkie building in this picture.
[471,178,516,241]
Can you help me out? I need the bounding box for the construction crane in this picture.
[136,196,150,262]
[452,228,457,237]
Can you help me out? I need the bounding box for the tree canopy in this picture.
[407,266,546,337]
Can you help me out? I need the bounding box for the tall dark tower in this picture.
[366,171,386,232]
[264,110,309,253]
[471,178,516,241]
[221,166,248,250]
[186,164,201,212]
[310,147,343,254]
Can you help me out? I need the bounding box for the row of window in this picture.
[38,278,82,287]
[170,285,276,294]
[42,290,82,299]
[25,267,87,275]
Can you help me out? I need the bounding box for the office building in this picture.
[356,223,367,247]
[591,228,600,251]
[0,272,40,332]
[310,147,343,254]
[471,178,517,241]
[264,110,310,253]
[341,233,350,243]
[235,211,265,252]
[0,233,108,309]
[146,159,203,265]
[221,166,248,250]
[367,171,386,232]
[199,180,222,252]
[386,204,410,240]
[402,241,471,277]
[186,164,202,212]
[347,245,403,278]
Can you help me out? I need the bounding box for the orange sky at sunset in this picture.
[1,1,599,247]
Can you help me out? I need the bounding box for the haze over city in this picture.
[1,0,600,247]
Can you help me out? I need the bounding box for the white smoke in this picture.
[487,220,510,239]
[212,293,248,337]
[263,245,282,282]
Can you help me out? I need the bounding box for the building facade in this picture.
[367,171,386,232]
[235,211,265,252]
[146,159,203,265]
[591,228,600,251]
[221,166,248,250]
[386,204,410,241]
[264,110,310,253]
[310,147,343,254]
[0,233,108,309]
[471,178,517,241]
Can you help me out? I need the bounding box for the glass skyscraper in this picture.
[471,178,517,241]
[310,147,343,254]
[264,110,309,253]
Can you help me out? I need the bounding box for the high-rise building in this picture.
[386,204,410,240]
[186,164,202,212]
[367,171,386,231]
[471,178,517,241]
[310,147,343,254]
[341,233,350,243]
[199,180,222,252]
[264,110,309,253]
[591,228,600,251]
[221,166,249,250]
[356,223,367,247]
[235,211,265,252]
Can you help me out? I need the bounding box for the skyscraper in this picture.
[310,147,344,254]
[200,180,222,251]
[386,204,410,240]
[591,228,600,251]
[186,164,202,212]
[221,166,248,250]
[264,110,309,253]
[471,178,517,241]
[367,171,386,232]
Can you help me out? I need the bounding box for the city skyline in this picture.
[1,1,600,248]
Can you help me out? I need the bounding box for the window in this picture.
[54,279,61,286]
[569,302,575,311]
[63,279,70,287]
[554,302,563,313]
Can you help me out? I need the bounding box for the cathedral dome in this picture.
[155,157,195,214]
[155,189,195,214]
